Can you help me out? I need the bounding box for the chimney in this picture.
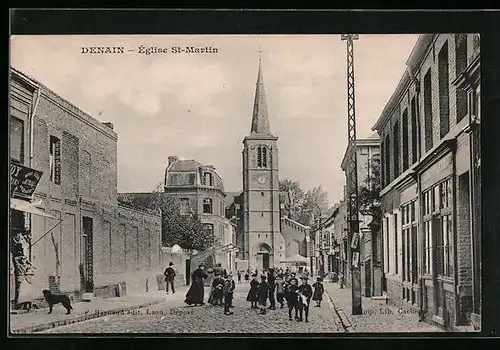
[103,122,114,130]
[168,156,179,165]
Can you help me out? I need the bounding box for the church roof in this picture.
[225,191,242,207]
[250,60,272,135]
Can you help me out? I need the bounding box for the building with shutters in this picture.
[372,34,481,331]
[9,68,165,304]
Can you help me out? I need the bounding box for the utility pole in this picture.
[341,34,363,315]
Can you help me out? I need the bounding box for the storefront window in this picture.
[10,117,24,163]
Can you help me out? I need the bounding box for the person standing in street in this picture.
[312,277,324,307]
[275,273,286,309]
[297,277,313,322]
[257,275,270,315]
[267,268,276,310]
[164,262,176,294]
[285,277,300,321]
[244,271,250,283]
[246,274,259,309]
[223,273,236,315]
[237,271,242,283]
[184,263,208,306]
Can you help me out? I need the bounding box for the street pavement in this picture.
[40,282,344,333]
[323,282,444,333]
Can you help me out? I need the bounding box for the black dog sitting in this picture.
[42,290,73,315]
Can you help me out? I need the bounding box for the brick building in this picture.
[372,34,481,330]
[340,134,381,297]
[10,68,164,304]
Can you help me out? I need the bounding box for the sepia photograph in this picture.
[9,32,481,334]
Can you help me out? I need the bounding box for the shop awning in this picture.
[10,198,55,219]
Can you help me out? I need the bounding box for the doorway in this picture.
[262,253,270,270]
[82,216,94,292]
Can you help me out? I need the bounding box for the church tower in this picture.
[242,60,285,270]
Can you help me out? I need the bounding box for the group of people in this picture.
[183,263,236,315]
[245,267,324,323]
[180,263,326,322]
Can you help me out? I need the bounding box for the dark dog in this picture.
[42,290,73,314]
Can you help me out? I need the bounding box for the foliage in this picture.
[358,154,382,222]
[279,180,332,226]
[118,182,214,256]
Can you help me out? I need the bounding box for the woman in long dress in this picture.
[185,264,208,306]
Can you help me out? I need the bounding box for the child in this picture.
[257,275,270,315]
[275,274,286,309]
[246,274,259,309]
[297,277,313,322]
[223,273,236,315]
[209,272,224,306]
[285,277,300,321]
[312,277,324,307]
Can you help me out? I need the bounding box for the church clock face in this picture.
[257,175,268,184]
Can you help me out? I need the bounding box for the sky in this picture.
[10,34,419,205]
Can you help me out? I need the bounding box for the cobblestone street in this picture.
[41,282,344,333]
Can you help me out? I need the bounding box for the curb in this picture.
[325,289,355,333]
[10,298,165,334]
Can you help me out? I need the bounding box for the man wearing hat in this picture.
[297,276,313,322]
[223,272,236,315]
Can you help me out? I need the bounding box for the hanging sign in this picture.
[351,232,360,249]
[352,252,360,268]
[10,162,43,201]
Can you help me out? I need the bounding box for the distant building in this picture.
[340,134,381,296]
[372,34,481,330]
[163,156,237,273]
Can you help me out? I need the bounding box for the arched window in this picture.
[257,147,262,167]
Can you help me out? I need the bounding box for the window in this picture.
[424,69,433,152]
[180,198,190,215]
[203,223,214,239]
[423,220,433,275]
[402,200,418,285]
[385,134,391,183]
[10,117,24,163]
[257,146,268,168]
[49,136,61,185]
[410,97,418,164]
[257,147,262,167]
[436,214,452,277]
[394,213,398,275]
[438,42,450,138]
[188,173,196,185]
[203,198,213,214]
[402,109,409,171]
[204,172,213,186]
[393,122,400,178]
[380,141,385,187]
[455,34,468,122]
[385,217,390,273]
[262,147,267,168]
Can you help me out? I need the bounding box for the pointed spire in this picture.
[250,59,271,135]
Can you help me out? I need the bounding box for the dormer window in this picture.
[203,172,213,186]
[257,146,268,168]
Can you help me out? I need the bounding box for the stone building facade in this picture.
[9,68,164,304]
[163,157,236,274]
[340,135,381,297]
[372,34,481,330]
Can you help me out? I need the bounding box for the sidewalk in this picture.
[323,282,443,333]
[10,285,188,334]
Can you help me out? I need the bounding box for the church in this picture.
[226,60,311,271]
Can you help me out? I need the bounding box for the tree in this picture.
[279,179,333,226]
[358,154,381,222]
[118,182,214,259]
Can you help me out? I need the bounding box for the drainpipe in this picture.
[29,86,41,168]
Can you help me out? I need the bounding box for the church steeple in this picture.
[250,59,271,135]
